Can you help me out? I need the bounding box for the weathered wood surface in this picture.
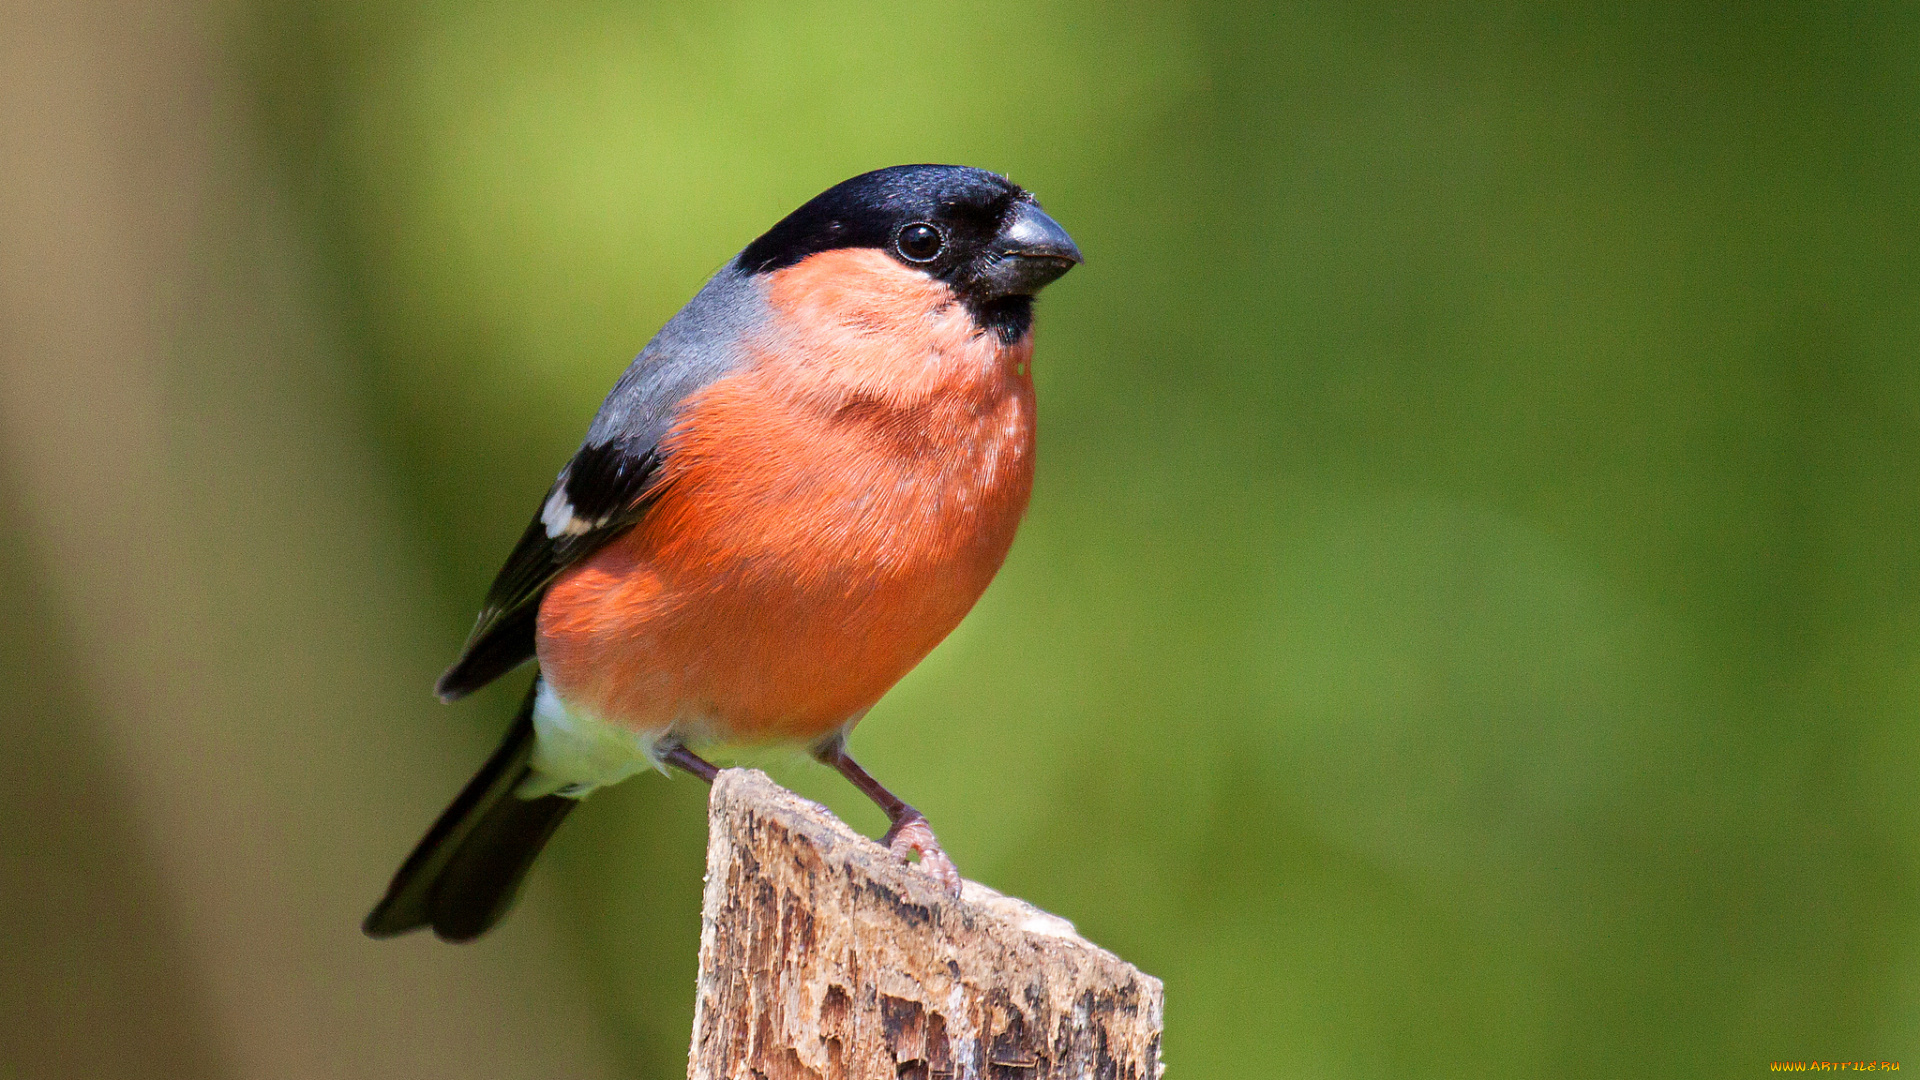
[689,769,1163,1080]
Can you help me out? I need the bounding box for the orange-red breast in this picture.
[365,165,1080,942]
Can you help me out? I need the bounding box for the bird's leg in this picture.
[812,735,962,897]
[660,743,720,783]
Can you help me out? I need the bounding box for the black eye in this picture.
[897,222,943,262]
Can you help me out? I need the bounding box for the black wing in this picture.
[434,439,662,701]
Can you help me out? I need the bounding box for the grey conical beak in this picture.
[979,201,1082,296]
[1002,202,1083,265]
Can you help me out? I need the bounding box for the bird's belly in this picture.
[534,378,1033,749]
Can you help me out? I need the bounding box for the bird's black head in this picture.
[738,165,1082,341]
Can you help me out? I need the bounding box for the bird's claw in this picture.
[884,815,962,898]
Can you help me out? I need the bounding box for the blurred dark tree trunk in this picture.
[0,473,227,1080]
[0,1,617,1076]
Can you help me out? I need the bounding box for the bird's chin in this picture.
[964,294,1035,345]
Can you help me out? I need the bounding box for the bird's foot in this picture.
[883,813,962,898]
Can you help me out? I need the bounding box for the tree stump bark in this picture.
[689,769,1164,1080]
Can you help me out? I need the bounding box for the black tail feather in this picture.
[424,787,575,942]
[364,679,578,942]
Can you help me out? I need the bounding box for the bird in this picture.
[363,164,1081,942]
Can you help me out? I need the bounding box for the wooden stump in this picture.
[689,769,1164,1080]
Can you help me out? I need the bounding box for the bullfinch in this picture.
[363,165,1081,942]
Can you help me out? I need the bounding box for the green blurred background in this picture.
[3,1,1917,1076]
